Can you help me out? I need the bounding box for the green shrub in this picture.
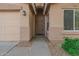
[62,37,79,56]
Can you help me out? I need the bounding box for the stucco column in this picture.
[48,5,64,44]
[17,4,31,47]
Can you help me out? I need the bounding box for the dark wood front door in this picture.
[35,14,45,35]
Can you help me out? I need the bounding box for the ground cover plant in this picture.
[62,37,79,56]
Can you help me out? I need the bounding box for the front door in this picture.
[35,14,45,35]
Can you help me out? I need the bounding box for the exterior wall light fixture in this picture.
[21,9,26,16]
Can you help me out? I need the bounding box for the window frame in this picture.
[64,9,79,32]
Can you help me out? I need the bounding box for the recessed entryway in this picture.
[35,8,45,35]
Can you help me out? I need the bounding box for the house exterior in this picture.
[48,3,79,44]
[0,3,79,45]
[0,4,34,42]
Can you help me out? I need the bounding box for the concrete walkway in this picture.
[3,36,51,56]
[30,36,51,56]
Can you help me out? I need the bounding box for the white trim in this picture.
[45,16,47,37]
[64,30,79,32]
[73,9,75,31]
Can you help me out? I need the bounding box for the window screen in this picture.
[64,10,73,30]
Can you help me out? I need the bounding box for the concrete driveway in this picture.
[6,47,31,56]
[0,42,18,56]
[0,36,51,56]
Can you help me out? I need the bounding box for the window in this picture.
[75,10,79,30]
[64,9,79,31]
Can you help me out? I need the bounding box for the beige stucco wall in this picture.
[0,4,21,11]
[48,3,79,42]
[29,8,35,39]
[19,4,31,42]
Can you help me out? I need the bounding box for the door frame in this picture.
[45,14,49,37]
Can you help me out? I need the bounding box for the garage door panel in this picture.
[0,11,20,41]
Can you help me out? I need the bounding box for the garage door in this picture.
[0,11,20,41]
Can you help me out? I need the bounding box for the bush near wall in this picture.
[62,37,79,56]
